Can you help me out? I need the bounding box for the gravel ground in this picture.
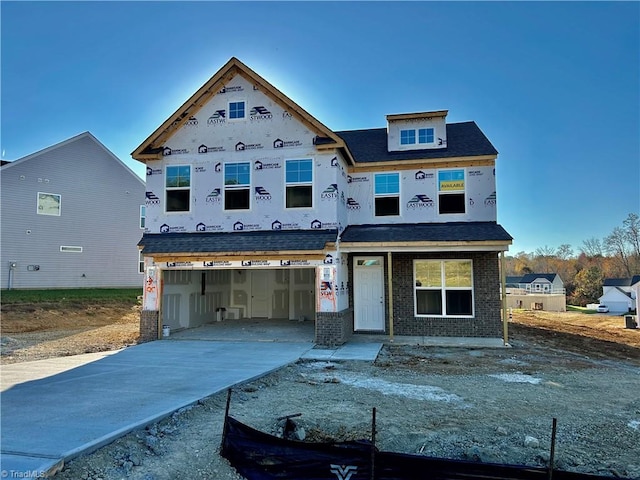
[53,336,640,480]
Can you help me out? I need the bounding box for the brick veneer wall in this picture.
[392,252,502,337]
[315,308,353,346]
[347,252,503,338]
[140,310,160,342]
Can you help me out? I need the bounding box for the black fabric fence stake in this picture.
[221,388,232,454]
[549,417,557,480]
[371,407,377,480]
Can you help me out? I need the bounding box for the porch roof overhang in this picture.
[138,229,339,260]
[335,222,513,253]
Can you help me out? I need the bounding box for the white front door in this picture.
[354,256,385,331]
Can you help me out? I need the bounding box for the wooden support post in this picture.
[387,252,394,341]
[501,251,509,346]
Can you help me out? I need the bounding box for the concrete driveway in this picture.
[0,340,314,477]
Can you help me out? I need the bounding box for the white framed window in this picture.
[285,159,313,208]
[438,169,465,215]
[374,172,400,216]
[140,205,146,229]
[139,250,144,274]
[228,100,246,120]
[400,128,435,146]
[400,129,416,145]
[224,162,251,210]
[60,245,83,253]
[418,128,434,144]
[165,165,191,212]
[414,259,473,317]
[37,192,61,216]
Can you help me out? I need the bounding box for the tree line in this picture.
[504,213,640,306]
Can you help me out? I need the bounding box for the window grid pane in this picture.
[374,173,400,195]
[400,129,416,145]
[166,166,191,188]
[415,261,442,288]
[229,101,245,119]
[444,261,472,287]
[286,159,313,184]
[225,163,250,186]
[419,128,434,144]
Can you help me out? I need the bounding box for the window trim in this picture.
[374,172,400,217]
[165,165,191,213]
[285,158,313,209]
[224,161,251,211]
[139,250,145,274]
[413,259,474,318]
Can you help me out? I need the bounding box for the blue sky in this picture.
[2,1,638,254]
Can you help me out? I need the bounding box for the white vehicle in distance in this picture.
[596,305,609,313]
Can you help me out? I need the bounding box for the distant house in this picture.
[505,273,566,312]
[599,276,640,313]
[1,132,146,289]
[506,273,565,294]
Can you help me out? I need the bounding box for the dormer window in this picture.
[419,128,434,144]
[400,128,435,146]
[387,111,447,152]
[400,129,416,145]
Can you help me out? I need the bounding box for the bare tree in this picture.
[580,237,603,257]
[556,244,574,260]
[623,213,640,261]
[604,227,632,276]
[534,245,556,272]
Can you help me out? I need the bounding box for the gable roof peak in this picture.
[131,57,350,162]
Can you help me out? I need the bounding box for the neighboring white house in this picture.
[133,57,512,345]
[599,276,639,313]
[1,132,146,289]
[506,273,565,295]
[504,273,566,312]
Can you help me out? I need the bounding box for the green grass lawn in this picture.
[567,305,597,314]
[0,288,142,305]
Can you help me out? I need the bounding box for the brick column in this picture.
[315,308,353,346]
[140,310,160,342]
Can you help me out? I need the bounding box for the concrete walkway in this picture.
[0,338,383,477]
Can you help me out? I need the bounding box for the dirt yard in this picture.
[2,305,640,479]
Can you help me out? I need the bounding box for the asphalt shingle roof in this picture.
[603,276,640,287]
[520,273,558,283]
[336,122,498,163]
[340,222,512,243]
[139,229,338,254]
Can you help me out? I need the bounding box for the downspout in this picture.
[387,251,394,342]
[501,251,509,346]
